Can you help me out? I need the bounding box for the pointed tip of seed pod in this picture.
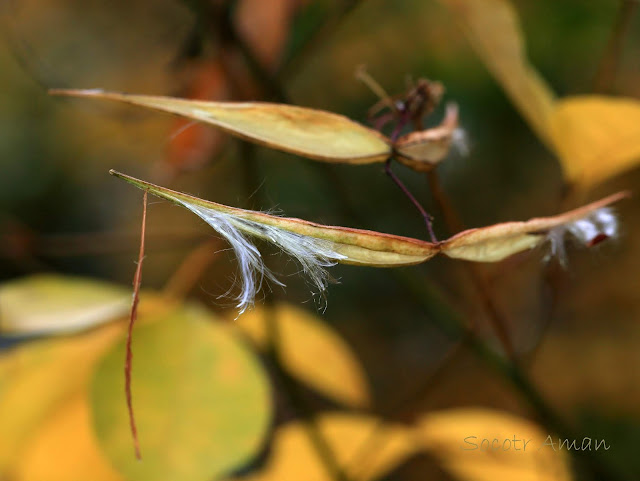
[48,87,105,97]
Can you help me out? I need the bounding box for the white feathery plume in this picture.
[546,207,618,266]
[179,201,347,314]
[452,127,470,157]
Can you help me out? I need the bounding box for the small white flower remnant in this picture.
[179,201,346,314]
[546,207,618,266]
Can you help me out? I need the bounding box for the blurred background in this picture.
[1,0,640,480]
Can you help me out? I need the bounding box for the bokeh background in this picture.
[1,0,640,480]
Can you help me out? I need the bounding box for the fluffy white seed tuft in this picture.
[452,128,470,157]
[179,201,346,314]
[546,207,618,266]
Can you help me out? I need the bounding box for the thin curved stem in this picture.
[385,159,437,242]
[426,169,516,360]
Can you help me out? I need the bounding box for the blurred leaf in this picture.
[440,191,626,261]
[90,305,271,481]
[0,321,124,474]
[417,408,573,481]
[167,62,231,171]
[110,170,439,267]
[12,394,123,481]
[531,322,640,413]
[0,274,130,336]
[439,0,556,145]
[236,0,305,71]
[235,304,370,407]
[51,89,392,164]
[441,0,640,190]
[239,414,417,481]
[550,96,640,189]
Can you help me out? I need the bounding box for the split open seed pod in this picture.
[51,89,464,171]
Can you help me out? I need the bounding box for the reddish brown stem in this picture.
[125,190,147,460]
[426,170,516,360]
[385,159,437,243]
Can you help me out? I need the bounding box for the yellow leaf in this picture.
[550,96,640,189]
[0,321,123,472]
[417,408,572,481]
[440,191,627,262]
[441,0,640,190]
[0,274,130,336]
[439,0,556,145]
[235,304,370,407]
[12,394,123,481]
[90,305,272,481]
[241,414,417,481]
[50,89,392,164]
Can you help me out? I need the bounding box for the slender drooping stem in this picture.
[385,159,437,243]
[396,268,629,481]
[426,161,516,359]
[125,190,147,460]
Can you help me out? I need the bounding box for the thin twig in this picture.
[396,267,630,481]
[426,169,516,359]
[593,0,639,93]
[356,65,398,115]
[125,190,147,460]
[385,159,437,242]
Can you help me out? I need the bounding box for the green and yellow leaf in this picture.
[90,305,272,481]
[0,275,130,336]
[0,322,124,473]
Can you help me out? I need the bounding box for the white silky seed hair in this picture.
[179,201,346,314]
[546,207,618,266]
